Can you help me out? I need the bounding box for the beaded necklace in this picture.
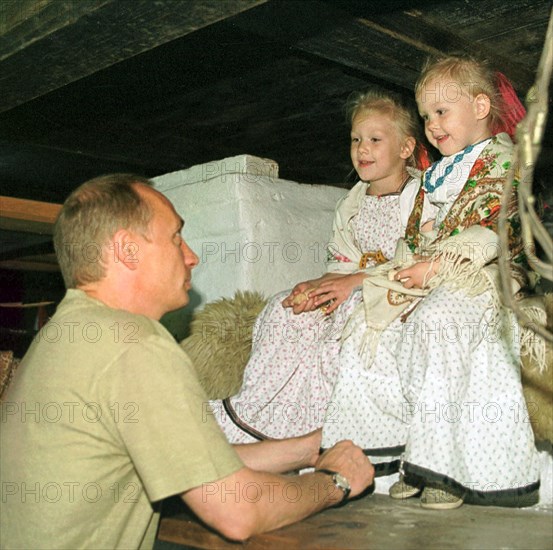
[423,143,475,193]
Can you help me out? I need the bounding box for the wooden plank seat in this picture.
[156,493,553,549]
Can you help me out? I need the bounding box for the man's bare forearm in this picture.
[183,466,346,541]
[234,430,321,473]
[183,440,374,541]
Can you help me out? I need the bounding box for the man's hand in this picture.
[315,440,374,499]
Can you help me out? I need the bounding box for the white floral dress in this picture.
[210,188,408,442]
[322,135,541,504]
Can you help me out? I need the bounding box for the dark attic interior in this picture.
[0,0,552,350]
[1,2,553,549]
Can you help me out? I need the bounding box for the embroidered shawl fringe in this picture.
[429,249,491,297]
[519,305,547,374]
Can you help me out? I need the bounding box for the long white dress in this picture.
[210,182,414,443]
[322,136,541,504]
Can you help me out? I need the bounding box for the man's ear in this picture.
[400,136,416,160]
[110,229,140,271]
[475,93,491,120]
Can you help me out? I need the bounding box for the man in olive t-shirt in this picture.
[1,174,374,549]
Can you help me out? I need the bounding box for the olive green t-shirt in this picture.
[1,290,243,549]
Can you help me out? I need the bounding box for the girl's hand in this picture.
[308,272,365,315]
[396,259,438,289]
[282,279,320,313]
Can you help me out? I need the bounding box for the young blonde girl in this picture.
[322,55,540,510]
[209,89,429,442]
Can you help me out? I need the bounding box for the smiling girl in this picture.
[209,89,430,442]
[322,55,540,511]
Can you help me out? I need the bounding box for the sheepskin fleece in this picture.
[180,291,267,399]
[521,293,553,443]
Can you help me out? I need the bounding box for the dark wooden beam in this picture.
[398,1,549,91]
[0,196,61,234]
[234,0,538,93]
[0,257,59,272]
[0,0,268,113]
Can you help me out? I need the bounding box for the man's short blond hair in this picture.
[54,173,153,289]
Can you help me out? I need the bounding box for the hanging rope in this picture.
[498,7,553,343]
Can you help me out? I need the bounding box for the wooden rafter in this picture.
[0,196,61,234]
[0,0,268,113]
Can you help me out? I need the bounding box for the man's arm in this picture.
[233,429,321,473]
[181,440,374,541]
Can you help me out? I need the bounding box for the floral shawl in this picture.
[353,133,538,366]
[403,133,529,288]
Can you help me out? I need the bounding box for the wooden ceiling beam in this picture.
[231,1,457,92]
[0,257,59,272]
[0,0,268,113]
[367,8,536,91]
[0,196,61,234]
[233,0,535,93]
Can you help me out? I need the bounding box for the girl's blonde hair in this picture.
[346,88,424,168]
[415,54,503,132]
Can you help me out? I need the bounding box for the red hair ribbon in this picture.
[492,72,527,140]
[416,143,432,171]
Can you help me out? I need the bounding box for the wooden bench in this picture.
[156,493,553,549]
